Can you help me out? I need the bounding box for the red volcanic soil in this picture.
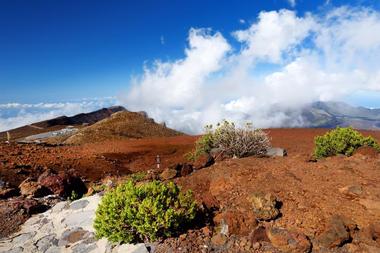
[0,135,197,187]
[0,128,334,186]
[1,128,380,251]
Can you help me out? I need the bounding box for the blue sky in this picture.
[1,0,380,132]
[0,0,379,103]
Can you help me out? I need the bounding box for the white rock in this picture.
[0,194,148,253]
[114,243,149,253]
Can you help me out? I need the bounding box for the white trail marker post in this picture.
[156,155,161,169]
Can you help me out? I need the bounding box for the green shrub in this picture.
[93,180,197,243]
[314,127,380,158]
[130,171,147,182]
[187,120,270,160]
[186,125,214,161]
[68,190,80,201]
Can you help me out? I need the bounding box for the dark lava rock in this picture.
[38,169,87,198]
[0,197,48,238]
[266,227,311,253]
[250,226,270,243]
[316,215,353,249]
[180,163,193,177]
[0,187,19,199]
[194,154,215,170]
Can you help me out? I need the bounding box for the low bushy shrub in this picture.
[93,180,197,243]
[186,125,214,161]
[187,120,270,160]
[314,127,380,158]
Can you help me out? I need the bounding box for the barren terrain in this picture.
[0,128,380,252]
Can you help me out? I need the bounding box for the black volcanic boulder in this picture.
[38,169,87,198]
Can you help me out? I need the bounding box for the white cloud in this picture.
[239,19,246,24]
[122,6,380,134]
[233,10,315,63]
[0,97,118,132]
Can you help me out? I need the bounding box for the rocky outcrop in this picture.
[266,148,287,157]
[250,192,280,221]
[38,169,87,198]
[266,227,311,253]
[19,177,52,198]
[213,209,257,236]
[315,215,354,249]
[0,195,149,253]
[160,163,194,180]
[160,168,178,180]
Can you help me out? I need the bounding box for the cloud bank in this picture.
[124,6,380,133]
[0,98,118,132]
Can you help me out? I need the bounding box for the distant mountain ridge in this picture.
[2,101,380,143]
[0,106,126,141]
[300,101,380,129]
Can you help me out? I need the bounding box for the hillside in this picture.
[64,110,182,144]
[0,106,126,142]
[0,128,379,252]
[300,101,380,129]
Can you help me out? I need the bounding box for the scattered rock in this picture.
[250,226,269,243]
[58,227,92,246]
[36,234,59,252]
[250,192,280,221]
[266,148,287,157]
[0,197,48,237]
[211,233,228,246]
[0,187,19,199]
[316,215,352,249]
[38,169,87,198]
[0,179,6,189]
[339,185,363,199]
[266,227,311,253]
[213,209,257,236]
[19,177,52,198]
[160,167,178,180]
[180,163,193,176]
[353,222,380,247]
[70,199,90,210]
[193,154,215,170]
[145,169,160,180]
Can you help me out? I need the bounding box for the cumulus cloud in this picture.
[122,6,380,134]
[0,97,118,132]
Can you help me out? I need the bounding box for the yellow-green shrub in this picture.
[314,127,380,158]
[93,180,197,243]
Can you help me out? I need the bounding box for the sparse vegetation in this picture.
[187,120,270,160]
[314,127,380,158]
[93,180,197,243]
[130,171,147,182]
[68,190,80,201]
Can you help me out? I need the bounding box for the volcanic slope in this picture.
[0,106,126,142]
[64,110,182,145]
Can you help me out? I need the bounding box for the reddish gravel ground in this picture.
[1,128,380,252]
